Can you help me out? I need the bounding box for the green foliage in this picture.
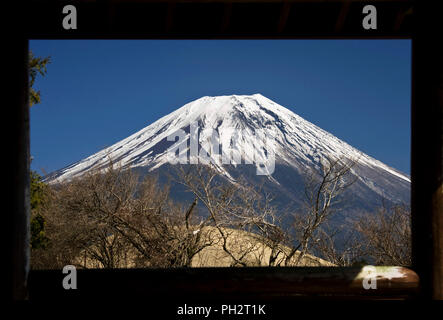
[31,213,49,249]
[30,170,49,249]
[30,170,47,211]
[29,51,51,107]
[29,50,51,249]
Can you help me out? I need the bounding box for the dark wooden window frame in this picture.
[8,0,442,301]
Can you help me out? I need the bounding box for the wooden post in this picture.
[411,2,443,300]
[9,38,30,300]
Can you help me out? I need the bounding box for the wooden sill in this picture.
[28,266,419,301]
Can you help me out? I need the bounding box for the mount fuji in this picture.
[46,94,410,221]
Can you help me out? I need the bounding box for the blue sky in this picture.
[30,40,411,175]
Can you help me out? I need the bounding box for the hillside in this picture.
[75,226,334,268]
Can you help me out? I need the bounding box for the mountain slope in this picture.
[47,94,410,217]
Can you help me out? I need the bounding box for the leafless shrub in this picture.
[310,223,365,266]
[355,202,411,266]
[35,154,410,269]
[32,161,217,268]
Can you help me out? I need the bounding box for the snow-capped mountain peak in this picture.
[47,94,409,210]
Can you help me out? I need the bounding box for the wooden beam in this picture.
[165,2,176,32]
[28,267,419,300]
[220,2,232,32]
[119,0,411,3]
[411,1,443,300]
[9,39,30,300]
[334,0,351,33]
[393,6,412,31]
[277,1,291,33]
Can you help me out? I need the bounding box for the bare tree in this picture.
[31,184,87,269]
[32,162,139,269]
[252,211,288,266]
[175,164,284,267]
[310,223,365,266]
[284,155,359,266]
[32,161,218,269]
[355,202,411,266]
[33,155,366,269]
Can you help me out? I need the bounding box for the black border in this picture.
[7,0,443,304]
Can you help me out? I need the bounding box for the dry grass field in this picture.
[190,226,334,267]
[75,226,334,268]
